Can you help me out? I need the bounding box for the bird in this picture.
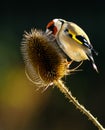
[45,18,98,72]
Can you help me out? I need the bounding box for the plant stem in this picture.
[54,79,105,130]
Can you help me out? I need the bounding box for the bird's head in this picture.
[46,18,65,36]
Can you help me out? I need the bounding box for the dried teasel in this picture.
[21,29,71,90]
[21,28,104,130]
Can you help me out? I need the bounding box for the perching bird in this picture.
[46,18,98,72]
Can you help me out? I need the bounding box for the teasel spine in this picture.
[21,29,69,89]
[21,29,104,130]
[55,80,104,130]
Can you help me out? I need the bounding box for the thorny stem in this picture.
[54,79,105,130]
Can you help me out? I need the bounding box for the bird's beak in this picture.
[45,29,52,35]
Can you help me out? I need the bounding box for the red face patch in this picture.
[46,20,54,29]
[46,20,57,35]
[53,26,57,35]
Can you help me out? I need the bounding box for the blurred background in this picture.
[0,0,105,130]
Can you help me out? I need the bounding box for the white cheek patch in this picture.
[53,19,62,33]
[53,18,59,23]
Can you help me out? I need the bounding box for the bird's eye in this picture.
[46,21,57,35]
[46,22,57,35]
[46,21,55,31]
[48,24,54,31]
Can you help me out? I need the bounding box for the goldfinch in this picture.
[46,18,98,72]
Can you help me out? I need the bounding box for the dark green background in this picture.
[0,1,105,130]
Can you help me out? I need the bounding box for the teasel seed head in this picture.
[21,29,69,89]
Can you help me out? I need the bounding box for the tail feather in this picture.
[92,48,98,56]
[92,62,99,73]
[88,55,98,73]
